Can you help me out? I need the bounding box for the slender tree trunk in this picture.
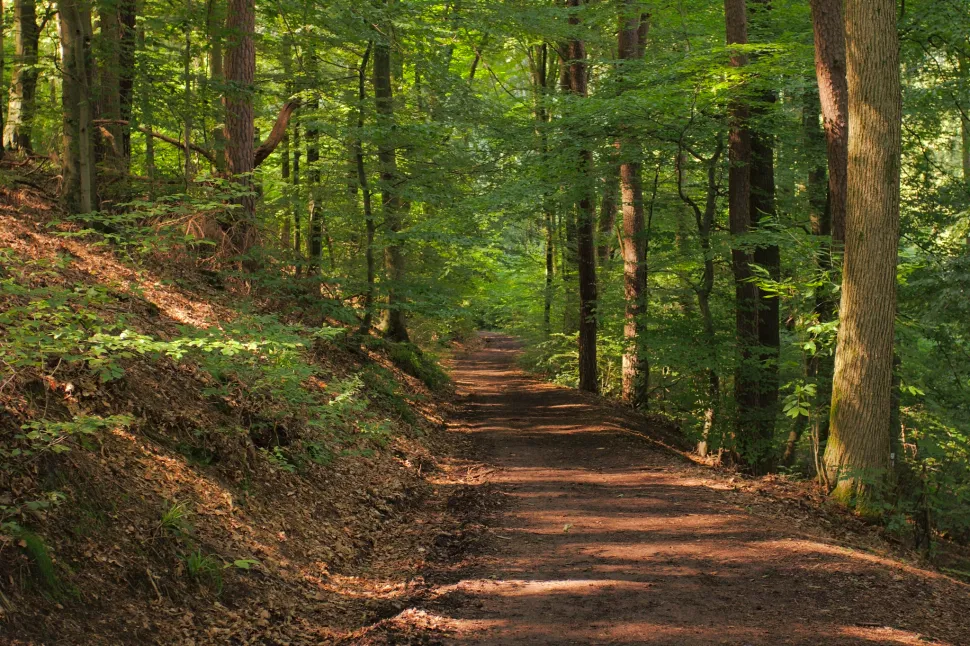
[281,131,291,249]
[356,44,376,334]
[532,43,555,335]
[618,0,648,406]
[725,0,758,463]
[306,99,321,274]
[137,26,155,196]
[823,0,901,509]
[206,0,227,173]
[598,146,619,265]
[1,0,4,141]
[747,0,779,473]
[59,0,97,214]
[568,0,598,394]
[4,0,40,152]
[810,0,848,247]
[292,122,301,262]
[374,18,409,342]
[223,0,256,254]
[182,0,193,186]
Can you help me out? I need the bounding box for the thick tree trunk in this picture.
[374,21,409,342]
[823,0,901,509]
[59,0,97,214]
[810,0,848,246]
[725,0,758,462]
[568,0,598,394]
[223,0,256,254]
[618,0,648,406]
[4,0,40,152]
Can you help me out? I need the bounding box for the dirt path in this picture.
[420,334,970,646]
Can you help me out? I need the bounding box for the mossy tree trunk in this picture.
[823,0,901,508]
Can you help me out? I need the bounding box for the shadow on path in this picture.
[421,334,969,646]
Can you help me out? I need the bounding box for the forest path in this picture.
[421,333,970,646]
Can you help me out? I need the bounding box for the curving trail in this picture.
[422,333,970,646]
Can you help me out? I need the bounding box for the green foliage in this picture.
[183,549,224,593]
[382,341,450,392]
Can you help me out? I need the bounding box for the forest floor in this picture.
[389,333,970,646]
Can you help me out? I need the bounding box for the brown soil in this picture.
[412,334,970,646]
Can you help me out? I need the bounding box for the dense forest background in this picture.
[2,0,969,555]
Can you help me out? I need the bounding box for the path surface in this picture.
[423,334,970,645]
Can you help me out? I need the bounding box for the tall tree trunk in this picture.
[4,0,40,152]
[725,0,758,462]
[281,131,291,248]
[598,146,619,265]
[810,0,848,247]
[206,0,227,172]
[568,0,598,394]
[823,0,901,509]
[306,98,321,274]
[59,0,97,214]
[356,44,377,334]
[531,43,555,335]
[182,0,193,186]
[1,0,4,141]
[618,0,648,406]
[292,121,301,262]
[374,18,409,342]
[223,0,256,254]
[747,0,779,473]
[137,26,155,196]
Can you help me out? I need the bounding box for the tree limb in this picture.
[254,99,301,168]
[93,119,217,164]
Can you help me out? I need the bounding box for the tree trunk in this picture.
[374,18,409,342]
[306,98,321,274]
[618,0,648,406]
[725,0,758,462]
[531,43,555,336]
[747,0,779,473]
[810,0,848,246]
[568,0,598,394]
[823,0,901,509]
[206,0,227,172]
[292,122,301,261]
[598,146,619,265]
[137,26,155,196]
[58,0,97,214]
[356,44,376,334]
[4,0,40,152]
[223,0,256,254]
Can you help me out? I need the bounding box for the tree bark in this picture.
[374,15,410,342]
[568,0,598,394]
[598,146,619,265]
[532,43,555,336]
[356,44,377,334]
[618,0,648,406]
[4,0,40,152]
[223,0,256,254]
[823,0,901,509]
[810,0,848,246]
[725,0,758,462]
[747,0,779,473]
[58,0,97,214]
